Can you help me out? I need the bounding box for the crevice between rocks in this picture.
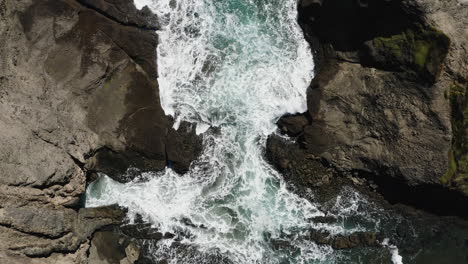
[0,222,72,241]
[74,0,158,31]
[355,169,468,219]
[273,0,467,220]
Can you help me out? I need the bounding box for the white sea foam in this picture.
[382,238,404,264]
[86,0,385,263]
[133,0,153,10]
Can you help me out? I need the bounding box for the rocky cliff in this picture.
[0,0,466,262]
[267,0,467,216]
[0,0,200,262]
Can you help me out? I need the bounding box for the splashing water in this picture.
[85,0,399,263]
[382,239,404,264]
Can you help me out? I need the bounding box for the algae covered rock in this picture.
[363,27,450,83]
[288,0,468,214]
[442,82,468,194]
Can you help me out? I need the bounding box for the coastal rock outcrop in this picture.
[0,0,201,262]
[268,0,467,215]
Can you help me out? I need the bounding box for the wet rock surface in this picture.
[266,135,334,199]
[276,113,311,137]
[0,0,466,263]
[310,231,379,249]
[77,0,159,30]
[166,122,204,174]
[136,242,235,264]
[268,0,468,216]
[0,0,201,262]
[265,137,468,262]
[267,0,468,253]
[267,229,379,251]
[88,229,140,264]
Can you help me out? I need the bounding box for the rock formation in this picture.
[0,0,466,262]
[0,0,201,262]
[267,0,467,215]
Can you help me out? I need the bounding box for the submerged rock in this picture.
[329,232,379,249]
[267,228,379,251]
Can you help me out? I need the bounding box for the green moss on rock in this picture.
[443,82,468,195]
[413,40,430,68]
[369,26,450,82]
[373,34,406,59]
[414,28,450,72]
[442,150,458,184]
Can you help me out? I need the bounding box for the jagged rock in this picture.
[166,122,203,174]
[267,229,379,251]
[298,0,454,184]
[310,215,337,223]
[120,223,175,241]
[309,231,331,245]
[272,0,468,217]
[266,135,334,198]
[77,0,159,29]
[135,242,234,264]
[0,205,124,260]
[88,230,140,264]
[309,230,379,249]
[277,113,310,137]
[0,0,201,262]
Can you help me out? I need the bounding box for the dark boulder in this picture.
[282,0,468,218]
[88,229,141,264]
[309,230,379,249]
[266,135,332,189]
[166,122,203,174]
[277,113,311,137]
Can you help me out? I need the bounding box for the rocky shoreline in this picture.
[0,0,466,263]
[0,0,200,262]
[267,0,468,217]
[265,0,468,261]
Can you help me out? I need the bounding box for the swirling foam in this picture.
[85,0,395,263]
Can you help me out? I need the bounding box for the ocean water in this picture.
[85,0,402,263]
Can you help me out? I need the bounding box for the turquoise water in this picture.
[85,0,401,263]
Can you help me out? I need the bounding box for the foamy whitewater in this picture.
[86,0,403,263]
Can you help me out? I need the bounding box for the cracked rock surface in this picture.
[267,0,468,217]
[0,0,201,262]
